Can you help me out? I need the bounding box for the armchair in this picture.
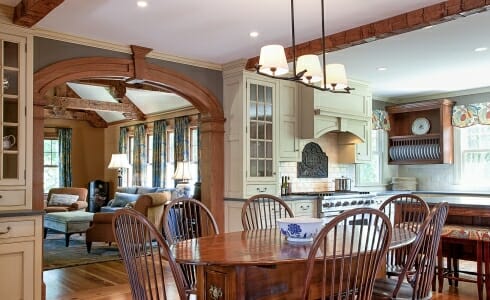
[85,191,171,252]
[44,187,88,213]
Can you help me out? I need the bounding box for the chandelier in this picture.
[255,0,352,93]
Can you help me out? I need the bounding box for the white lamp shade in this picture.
[324,63,348,90]
[108,154,131,169]
[258,45,289,76]
[297,55,322,83]
[173,161,193,181]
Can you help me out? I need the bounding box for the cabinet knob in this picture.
[0,226,11,235]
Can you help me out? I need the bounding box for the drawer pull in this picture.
[0,226,11,235]
[256,187,267,193]
[209,285,223,299]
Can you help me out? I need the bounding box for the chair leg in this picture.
[484,242,490,300]
[43,228,48,239]
[476,241,483,300]
[65,233,72,247]
[438,240,444,293]
[86,241,92,253]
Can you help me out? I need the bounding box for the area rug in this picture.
[43,232,121,270]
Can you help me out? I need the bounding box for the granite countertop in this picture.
[0,210,45,218]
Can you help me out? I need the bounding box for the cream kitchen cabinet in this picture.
[287,199,316,217]
[223,64,278,198]
[224,200,244,232]
[0,29,33,210]
[0,214,43,300]
[278,81,300,162]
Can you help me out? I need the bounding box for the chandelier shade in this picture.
[258,45,289,76]
[255,0,352,93]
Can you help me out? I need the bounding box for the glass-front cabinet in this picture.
[1,34,25,185]
[247,80,274,179]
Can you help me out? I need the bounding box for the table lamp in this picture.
[108,153,131,187]
[172,161,193,196]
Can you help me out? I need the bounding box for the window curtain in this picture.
[372,110,391,130]
[174,116,189,162]
[118,127,129,184]
[152,120,167,187]
[132,124,147,186]
[452,102,490,128]
[197,114,201,181]
[58,128,72,187]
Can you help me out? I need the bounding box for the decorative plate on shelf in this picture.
[411,117,430,135]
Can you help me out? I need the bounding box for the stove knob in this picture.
[343,201,350,206]
[357,200,363,205]
[335,201,342,207]
[351,200,357,205]
[323,203,331,208]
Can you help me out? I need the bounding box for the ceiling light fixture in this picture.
[474,47,488,52]
[249,31,259,38]
[255,0,351,93]
[137,1,147,8]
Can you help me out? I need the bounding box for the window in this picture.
[146,134,153,185]
[356,130,383,186]
[43,139,59,193]
[190,127,199,183]
[166,130,175,188]
[458,124,490,186]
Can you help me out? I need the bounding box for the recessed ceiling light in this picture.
[249,32,259,38]
[377,67,388,71]
[137,1,147,7]
[474,47,488,52]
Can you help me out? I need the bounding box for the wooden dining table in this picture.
[171,227,415,300]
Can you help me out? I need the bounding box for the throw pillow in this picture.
[136,186,158,194]
[49,194,79,206]
[111,192,139,207]
[116,187,138,194]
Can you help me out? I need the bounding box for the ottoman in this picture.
[44,211,94,247]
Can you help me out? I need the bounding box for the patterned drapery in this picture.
[152,120,167,187]
[58,128,72,187]
[452,102,490,128]
[174,116,189,162]
[372,110,391,130]
[132,124,147,186]
[118,127,129,184]
[197,114,201,181]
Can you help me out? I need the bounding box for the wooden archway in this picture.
[33,54,225,228]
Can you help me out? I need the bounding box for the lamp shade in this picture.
[297,55,322,83]
[172,161,192,181]
[324,64,348,90]
[258,45,289,76]
[107,154,131,169]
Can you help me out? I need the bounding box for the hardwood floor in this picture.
[44,260,481,299]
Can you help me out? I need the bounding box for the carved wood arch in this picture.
[33,55,225,228]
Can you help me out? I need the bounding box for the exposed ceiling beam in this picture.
[45,95,144,120]
[44,108,108,128]
[13,0,65,27]
[120,96,146,121]
[75,78,173,94]
[245,0,490,70]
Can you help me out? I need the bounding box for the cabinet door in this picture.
[0,34,26,186]
[355,122,372,162]
[278,81,300,161]
[0,241,35,300]
[246,79,276,181]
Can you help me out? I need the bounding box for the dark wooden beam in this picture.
[129,45,153,82]
[245,0,490,70]
[13,0,65,27]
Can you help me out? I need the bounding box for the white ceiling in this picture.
[1,0,490,100]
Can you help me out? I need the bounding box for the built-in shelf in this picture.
[386,99,454,165]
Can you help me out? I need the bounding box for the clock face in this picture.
[411,117,430,135]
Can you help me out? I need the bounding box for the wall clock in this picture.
[411,117,430,135]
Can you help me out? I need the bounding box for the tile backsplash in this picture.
[279,133,355,192]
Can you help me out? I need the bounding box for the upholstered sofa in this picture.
[85,191,172,252]
[44,187,89,213]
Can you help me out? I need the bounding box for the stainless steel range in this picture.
[290,191,381,222]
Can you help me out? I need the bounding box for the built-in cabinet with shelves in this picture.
[278,81,300,162]
[0,28,39,300]
[386,99,454,165]
[224,66,278,198]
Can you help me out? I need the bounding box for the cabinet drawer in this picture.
[293,200,315,217]
[246,184,277,197]
[0,220,35,240]
[0,190,26,208]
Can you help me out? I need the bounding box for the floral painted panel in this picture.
[452,102,490,128]
[372,110,390,130]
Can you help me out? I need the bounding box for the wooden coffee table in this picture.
[44,211,94,246]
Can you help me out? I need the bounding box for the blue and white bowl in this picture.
[277,217,324,243]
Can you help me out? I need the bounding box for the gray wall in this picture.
[33,37,223,105]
